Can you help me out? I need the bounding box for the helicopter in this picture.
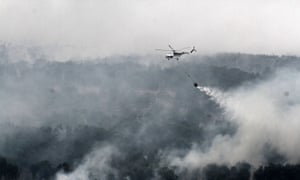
[156,45,197,60]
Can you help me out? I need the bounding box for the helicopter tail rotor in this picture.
[190,46,197,53]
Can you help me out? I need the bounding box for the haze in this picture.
[1,0,300,59]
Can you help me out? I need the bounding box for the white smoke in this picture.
[196,86,225,105]
[56,145,119,180]
[170,67,300,169]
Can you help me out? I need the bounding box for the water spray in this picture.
[178,64,224,104]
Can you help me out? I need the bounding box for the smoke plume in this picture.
[170,67,300,169]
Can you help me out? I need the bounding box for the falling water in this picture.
[196,85,226,106]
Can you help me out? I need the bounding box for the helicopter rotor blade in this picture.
[155,49,172,51]
[177,47,191,51]
[168,45,175,50]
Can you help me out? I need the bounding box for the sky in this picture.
[1,0,300,58]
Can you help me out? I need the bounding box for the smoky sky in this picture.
[1,0,300,59]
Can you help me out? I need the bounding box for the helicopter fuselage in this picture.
[165,51,189,60]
